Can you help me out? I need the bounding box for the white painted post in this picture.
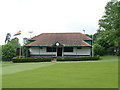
[92,35,94,57]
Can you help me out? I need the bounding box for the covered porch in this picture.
[25,46,92,57]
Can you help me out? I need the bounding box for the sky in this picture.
[0,0,111,45]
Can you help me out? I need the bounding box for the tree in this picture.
[10,37,20,49]
[5,33,11,44]
[2,37,21,59]
[93,44,105,56]
[2,42,16,59]
[0,45,2,60]
[97,0,120,55]
[85,34,92,38]
[22,38,30,56]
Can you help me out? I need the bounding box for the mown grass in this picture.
[100,55,118,61]
[2,55,118,88]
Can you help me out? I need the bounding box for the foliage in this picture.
[10,37,20,49]
[94,1,120,55]
[94,38,114,49]
[0,45,2,59]
[93,44,105,56]
[2,42,16,59]
[22,38,30,56]
[2,37,21,60]
[12,57,51,63]
[97,0,120,54]
[57,56,100,61]
[12,56,100,63]
[85,34,92,38]
[106,47,115,55]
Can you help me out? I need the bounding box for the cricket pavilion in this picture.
[25,33,93,57]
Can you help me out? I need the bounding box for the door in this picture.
[57,48,62,56]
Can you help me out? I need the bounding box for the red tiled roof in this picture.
[26,33,92,47]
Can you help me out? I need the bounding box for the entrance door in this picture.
[57,48,62,56]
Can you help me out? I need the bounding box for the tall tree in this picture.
[10,37,20,49]
[0,45,2,60]
[22,38,30,56]
[5,33,11,43]
[2,42,16,59]
[2,37,21,59]
[97,0,120,54]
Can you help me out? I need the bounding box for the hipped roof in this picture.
[26,33,92,47]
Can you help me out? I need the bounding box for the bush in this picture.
[2,43,16,59]
[106,47,114,55]
[12,56,100,63]
[93,44,105,56]
[12,57,51,63]
[57,56,100,61]
[2,58,12,61]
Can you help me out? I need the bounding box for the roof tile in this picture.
[26,33,92,47]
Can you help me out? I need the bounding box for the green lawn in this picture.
[2,55,118,88]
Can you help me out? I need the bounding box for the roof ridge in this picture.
[42,32,83,34]
[29,33,43,40]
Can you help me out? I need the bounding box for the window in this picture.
[40,47,43,49]
[77,47,82,49]
[47,47,56,52]
[64,47,73,52]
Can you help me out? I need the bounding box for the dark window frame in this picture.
[64,47,73,52]
[47,47,56,52]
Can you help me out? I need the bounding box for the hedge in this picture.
[57,56,100,61]
[2,58,12,61]
[12,55,100,63]
[12,57,51,63]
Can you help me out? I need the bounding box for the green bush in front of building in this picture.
[57,56,100,61]
[12,56,100,63]
[12,57,51,63]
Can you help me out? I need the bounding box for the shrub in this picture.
[12,57,51,63]
[12,56,100,63]
[57,56,100,61]
[93,44,105,56]
[106,47,114,55]
[2,43,16,59]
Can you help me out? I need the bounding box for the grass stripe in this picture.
[2,62,55,75]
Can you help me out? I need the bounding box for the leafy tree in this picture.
[85,34,98,43]
[2,37,21,59]
[97,0,120,55]
[98,1,120,38]
[22,38,30,56]
[0,45,2,60]
[2,42,16,59]
[93,44,105,56]
[10,37,20,49]
[95,38,114,49]
[85,34,92,38]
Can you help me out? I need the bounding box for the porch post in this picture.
[62,47,64,57]
[76,47,77,56]
[39,47,40,57]
[52,47,53,57]
[26,47,28,58]
[91,47,92,56]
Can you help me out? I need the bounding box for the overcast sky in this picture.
[0,0,111,45]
